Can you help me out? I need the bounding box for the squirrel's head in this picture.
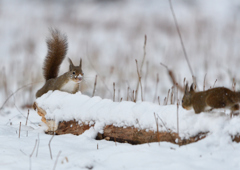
[182,83,195,110]
[68,58,84,83]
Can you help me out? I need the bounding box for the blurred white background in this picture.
[1,0,240,107]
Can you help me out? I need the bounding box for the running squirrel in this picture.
[36,29,84,98]
[182,83,240,115]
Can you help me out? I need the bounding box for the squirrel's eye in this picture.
[73,71,75,75]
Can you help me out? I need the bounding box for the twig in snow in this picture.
[156,114,175,142]
[29,139,38,170]
[30,139,38,157]
[49,134,55,160]
[36,134,40,157]
[154,113,160,145]
[20,149,27,156]
[53,151,62,170]
[19,122,21,138]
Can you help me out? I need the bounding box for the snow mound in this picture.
[36,91,240,139]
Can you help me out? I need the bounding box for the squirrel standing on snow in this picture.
[36,29,84,98]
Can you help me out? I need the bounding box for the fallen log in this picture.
[34,102,207,145]
[33,92,240,146]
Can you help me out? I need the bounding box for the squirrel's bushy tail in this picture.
[43,29,68,81]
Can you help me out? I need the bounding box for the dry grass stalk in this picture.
[135,59,144,102]
[86,48,112,97]
[127,87,130,101]
[232,78,236,91]
[213,79,217,88]
[163,97,167,105]
[158,96,160,105]
[170,86,174,104]
[0,81,41,111]
[203,73,207,91]
[165,89,170,105]
[160,63,184,93]
[135,35,147,101]
[113,82,115,102]
[92,75,98,97]
[169,0,195,82]
[26,110,30,125]
[133,90,136,102]
[2,67,8,100]
[144,61,149,96]
[118,89,121,102]
[153,73,159,103]
[177,100,179,135]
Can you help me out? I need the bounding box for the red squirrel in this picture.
[182,83,240,115]
[36,29,84,98]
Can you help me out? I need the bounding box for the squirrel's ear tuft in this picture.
[79,58,82,68]
[68,58,74,71]
[185,83,189,94]
[190,83,195,92]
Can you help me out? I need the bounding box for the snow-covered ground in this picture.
[2,91,240,170]
[1,0,240,169]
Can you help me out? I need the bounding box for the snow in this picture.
[2,91,240,169]
[1,101,240,170]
